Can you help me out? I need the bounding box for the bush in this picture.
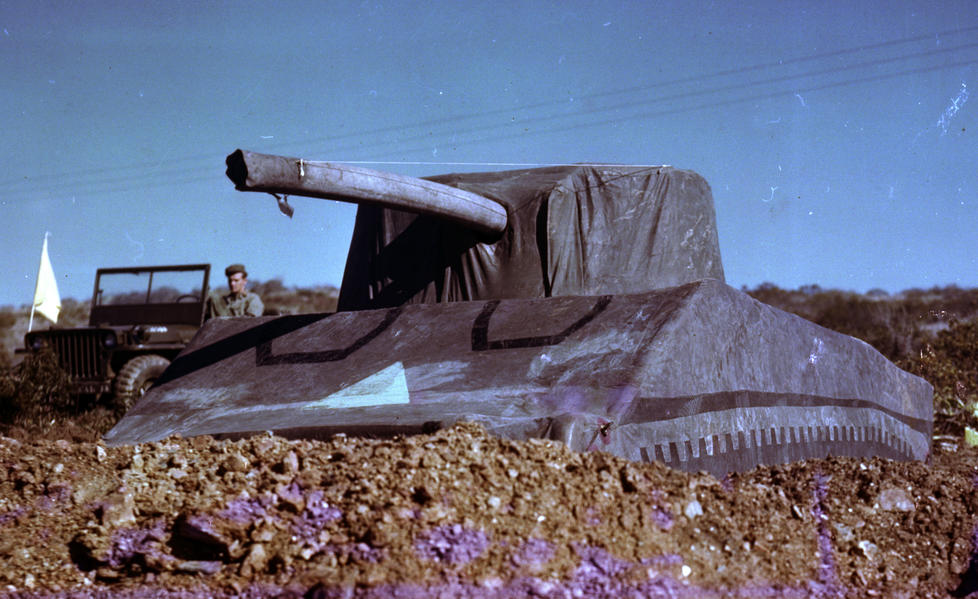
[59,297,90,327]
[0,348,73,425]
[812,296,921,361]
[899,317,978,421]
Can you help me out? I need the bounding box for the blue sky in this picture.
[2,1,976,307]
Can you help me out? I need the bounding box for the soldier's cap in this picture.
[225,263,248,277]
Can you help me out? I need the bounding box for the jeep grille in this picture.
[45,331,109,381]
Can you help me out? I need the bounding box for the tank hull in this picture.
[104,279,931,476]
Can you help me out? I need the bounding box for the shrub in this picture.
[59,297,90,326]
[0,348,73,425]
[899,317,978,421]
[0,310,15,330]
[812,296,921,362]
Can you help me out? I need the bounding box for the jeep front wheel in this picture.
[114,355,170,411]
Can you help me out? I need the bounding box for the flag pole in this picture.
[26,233,47,333]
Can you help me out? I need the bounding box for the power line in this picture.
[244,24,978,153]
[245,24,978,153]
[307,44,977,162]
[6,26,976,188]
[1,27,975,197]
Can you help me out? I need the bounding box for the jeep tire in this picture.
[115,354,170,411]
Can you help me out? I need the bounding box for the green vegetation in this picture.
[898,318,978,431]
[249,279,339,315]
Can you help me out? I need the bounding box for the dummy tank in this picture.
[104,150,932,476]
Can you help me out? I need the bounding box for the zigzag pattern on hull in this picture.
[639,423,918,476]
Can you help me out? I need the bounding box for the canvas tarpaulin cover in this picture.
[338,165,725,310]
[106,162,932,474]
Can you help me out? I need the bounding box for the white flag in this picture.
[33,234,61,323]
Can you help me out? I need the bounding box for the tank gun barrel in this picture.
[225,149,507,236]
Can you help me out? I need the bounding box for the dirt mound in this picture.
[1,422,976,598]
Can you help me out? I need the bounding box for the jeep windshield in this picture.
[96,268,208,306]
[89,264,211,327]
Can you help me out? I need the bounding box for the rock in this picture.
[222,452,250,473]
[833,522,855,543]
[175,560,223,575]
[878,488,915,512]
[71,479,105,506]
[96,489,136,528]
[94,567,122,581]
[282,451,299,475]
[143,552,178,572]
[276,481,305,512]
[857,540,880,561]
[239,543,268,578]
[171,514,230,560]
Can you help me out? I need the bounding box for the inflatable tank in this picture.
[104,150,932,476]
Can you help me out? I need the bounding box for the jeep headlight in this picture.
[27,335,46,351]
[103,332,117,348]
[133,325,168,344]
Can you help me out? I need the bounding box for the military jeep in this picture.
[24,264,210,409]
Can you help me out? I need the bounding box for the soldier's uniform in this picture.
[206,289,264,317]
[205,263,264,318]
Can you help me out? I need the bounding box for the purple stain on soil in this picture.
[308,541,384,565]
[6,576,836,599]
[292,489,342,543]
[305,576,697,599]
[809,470,843,596]
[0,505,27,527]
[512,538,553,568]
[347,542,384,564]
[218,492,275,524]
[6,583,301,598]
[414,524,489,565]
[572,544,632,582]
[277,480,305,507]
[106,519,168,569]
[650,504,674,530]
[640,552,683,567]
[35,495,57,512]
[303,490,342,521]
[36,482,72,512]
[185,513,219,537]
[646,489,674,530]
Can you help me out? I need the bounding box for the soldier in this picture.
[206,263,264,318]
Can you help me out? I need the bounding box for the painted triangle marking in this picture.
[304,361,410,409]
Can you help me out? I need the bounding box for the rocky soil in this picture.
[0,422,977,598]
